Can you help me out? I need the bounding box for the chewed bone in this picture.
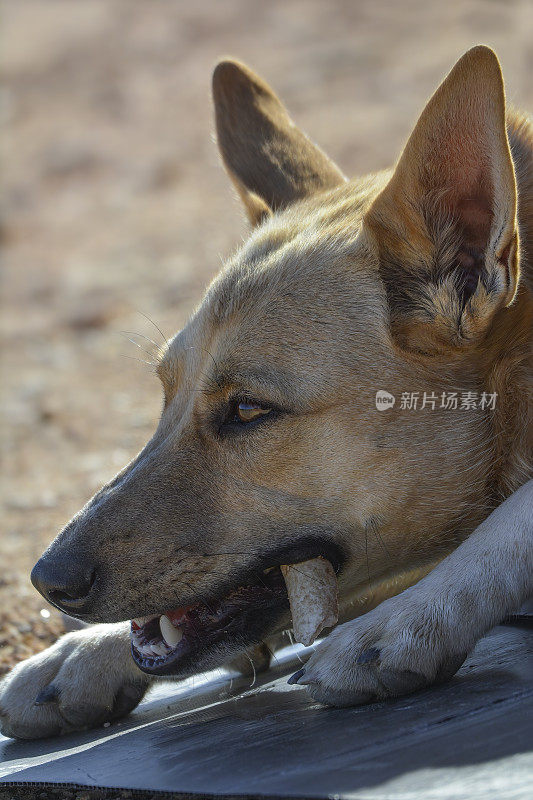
[281,557,339,646]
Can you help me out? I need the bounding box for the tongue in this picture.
[281,557,338,646]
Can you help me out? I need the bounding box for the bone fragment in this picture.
[281,556,338,646]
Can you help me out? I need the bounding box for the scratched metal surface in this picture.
[0,625,531,799]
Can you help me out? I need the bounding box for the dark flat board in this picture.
[0,625,532,799]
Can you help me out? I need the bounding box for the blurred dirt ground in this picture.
[1,0,532,676]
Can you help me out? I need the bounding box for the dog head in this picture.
[32,47,524,675]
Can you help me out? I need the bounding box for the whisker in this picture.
[365,525,370,581]
[180,568,274,606]
[176,550,341,600]
[120,330,160,349]
[245,652,257,687]
[179,577,218,618]
[120,354,158,369]
[188,566,275,594]
[200,550,258,558]
[193,553,339,594]
[283,563,337,591]
[262,640,281,670]
[185,346,223,391]
[119,333,157,361]
[367,518,394,566]
[136,309,169,349]
[286,630,307,663]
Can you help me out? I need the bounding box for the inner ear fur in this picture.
[213,59,345,226]
[365,46,520,353]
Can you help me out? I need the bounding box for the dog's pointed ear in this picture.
[365,46,519,353]
[213,59,345,226]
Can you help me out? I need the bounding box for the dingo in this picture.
[1,46,531,738]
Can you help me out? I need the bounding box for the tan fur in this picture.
[1,46,531,737]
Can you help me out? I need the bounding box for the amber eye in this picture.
[235,401,272,424]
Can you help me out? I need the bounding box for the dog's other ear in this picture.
[213,59,345,225]
[365,46,519,353]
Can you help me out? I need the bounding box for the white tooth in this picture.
[160,614,183,647]
[151,642,169,657]
[139,643,156,656]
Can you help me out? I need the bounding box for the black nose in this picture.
[31,555,97,613]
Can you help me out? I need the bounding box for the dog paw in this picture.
[0,623,150,739]
[290,594,468,707]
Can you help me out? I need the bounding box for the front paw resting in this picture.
[0,623,150,739]
[290,596,468,707]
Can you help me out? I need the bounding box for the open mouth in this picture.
[130,538,344,676]
[130,566,288,676]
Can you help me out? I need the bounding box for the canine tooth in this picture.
[160,614,183,647]
[281,557,338,647]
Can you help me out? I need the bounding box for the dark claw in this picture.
[356,647,381,665]
[288,668,306,685]
[35,684,60,706]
